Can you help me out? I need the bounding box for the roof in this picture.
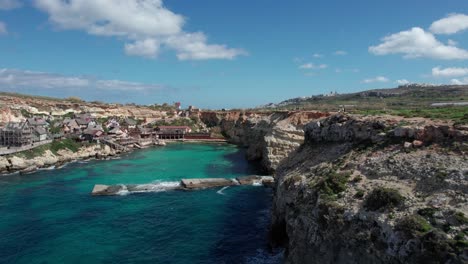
[158,126,191,130]
[83,125,104,135]
[3,122,30,132]
[76,118,92,125]
[27,117,48,126]
[123,118,138,126]
[34,127,47,135]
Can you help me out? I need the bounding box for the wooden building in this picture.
[157,126,191,140]
[0,122,33,147]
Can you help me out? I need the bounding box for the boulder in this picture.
[412,140,423,148]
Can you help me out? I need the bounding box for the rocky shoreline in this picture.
[0,144,122,175]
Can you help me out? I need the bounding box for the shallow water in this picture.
[0,143,282,264]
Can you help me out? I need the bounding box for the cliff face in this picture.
[271,114,468,263]
[200,111,329,173]
[0,144,118,174]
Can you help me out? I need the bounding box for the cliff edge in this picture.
[271,114,468,263]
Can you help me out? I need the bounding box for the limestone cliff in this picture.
[0,144,118,174]
[271,114,468,263]
[200,111,329,173]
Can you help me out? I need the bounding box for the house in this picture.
[158,126,191,133]
[82,125,104,141]
[33,126,48,142]
[27,117,48,128]
[157,126,192,140]
[75,113,95,129]
[0,122,33,147]
[62,118,81,135]
[121,118,138,129]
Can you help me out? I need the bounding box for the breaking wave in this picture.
[116,181,181,195]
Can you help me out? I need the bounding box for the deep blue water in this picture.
[0,143,282,264]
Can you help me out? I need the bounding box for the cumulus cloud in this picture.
[0,0,22,10]
[450,78,468,85]
[0,68,168,91]
[430,13,468,35]
[299,63,327,70]
[334,50,347,55]
[396,79,410,85]
[124,39,160,58]
[361,76,389,83]
[313,53,323,58]
[432,66,468,77]
[0,21,7,35]
[369,27,468,60]
[33,0,246,60]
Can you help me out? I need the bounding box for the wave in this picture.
[217,186,230,195]
[116,181,181,195]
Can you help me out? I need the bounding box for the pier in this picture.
[91,175,275,195]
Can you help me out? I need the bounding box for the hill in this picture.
[258,84,468,123]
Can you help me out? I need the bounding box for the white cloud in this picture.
[448,39,458,46]
[313,53,323,58]
[0,0,22,10]
[361,76,389,83]
[299,63,327,70]
[34,0,245,60]
[450,78,468,85]
[396,79,410,85]
[0,68,167,91]
[124,38,160,58]
[432,66,468,77]
[165,32,246,60]
[369,27,468,60]
[334,50,347,55]
[430,13,468,35]
[0,21,7,35]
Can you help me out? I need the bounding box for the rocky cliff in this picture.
[200,111,329,173]
[0,144,118,174]
[271,114,468,263]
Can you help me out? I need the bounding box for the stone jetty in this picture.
[91,175,275,195]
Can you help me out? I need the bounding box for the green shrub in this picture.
[397,215,432,235]
[364,187,404,211]
[453,211,468,225]
[417,207,438,218]
[355,189,365,199]
[316,171,350,200]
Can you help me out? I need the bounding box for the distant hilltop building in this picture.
[323,91,338,97]
[174,102,181,110]
[398,83,437,88]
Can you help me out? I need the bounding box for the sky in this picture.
[0,0,467,109]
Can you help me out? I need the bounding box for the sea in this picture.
[0,143,283,264]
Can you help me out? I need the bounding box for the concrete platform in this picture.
[181,178,238,190]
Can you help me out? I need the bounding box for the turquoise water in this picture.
[0,143,281,264]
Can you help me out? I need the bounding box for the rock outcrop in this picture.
[0,144,118,174]
[200,111,329,173]
[271,114,468,263]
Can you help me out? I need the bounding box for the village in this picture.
[0,102,224,156]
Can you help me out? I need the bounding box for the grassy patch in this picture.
[364,187,404,211]
[14,139,81,159]
[397,215,432,236]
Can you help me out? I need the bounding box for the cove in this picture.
[0,143,282,264]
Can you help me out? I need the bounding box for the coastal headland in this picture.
[0,88,467,263]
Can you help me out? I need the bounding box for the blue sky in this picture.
[0,0,467,109]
